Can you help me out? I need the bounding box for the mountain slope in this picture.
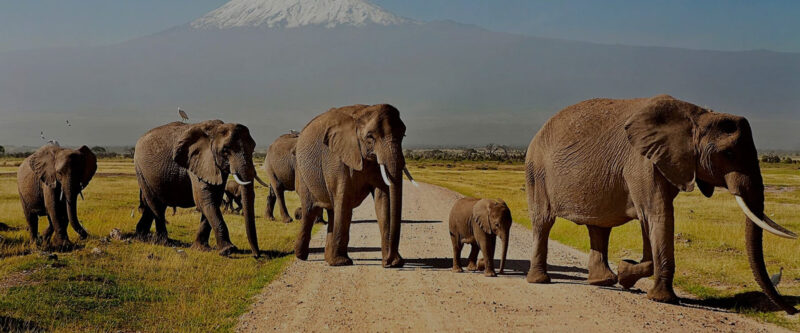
[191,0,410,29]
[0,2,798,150]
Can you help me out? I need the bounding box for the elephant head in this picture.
[475,199,512,274]
[30,145,97,239]
[625,95,798,313]
[173,120,260,255]
[323,104,411,261]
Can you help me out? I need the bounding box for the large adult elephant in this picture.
[294,104,416,267]
[134,120,260,256]
[525,95,798,314]
[17,144,97,248]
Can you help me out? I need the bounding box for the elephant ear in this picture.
[77,146,97,187]
[472,199,494,235]
[624,98,697,192]
[173,125,224,185]
[29,147,57,188]
[323,113,363,171]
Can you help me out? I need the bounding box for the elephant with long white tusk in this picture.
[525,95,799,314]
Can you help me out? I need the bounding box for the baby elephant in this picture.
[449,197,512,277]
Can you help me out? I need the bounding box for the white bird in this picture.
[178,108,189,122]
[771,267,783,287]
[47,140,59,147]
[40,131,46,140]
[289,129,300,136]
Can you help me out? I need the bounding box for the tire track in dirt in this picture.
[238,181,788,332]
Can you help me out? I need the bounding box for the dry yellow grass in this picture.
[408,160,800,328]
[0,158,311,332]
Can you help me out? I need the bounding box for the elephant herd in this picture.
[15,96,799,313]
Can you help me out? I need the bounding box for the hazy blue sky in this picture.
[0,0,798,53]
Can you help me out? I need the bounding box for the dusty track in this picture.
[238,181,786,332]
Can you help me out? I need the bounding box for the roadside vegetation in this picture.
[0,158,306,332]
[407,156,800,329]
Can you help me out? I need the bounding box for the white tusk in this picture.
[60,190,64,201]
[79,191,85,200]
[379,164,392,187]
[130,208,135,218]
[735,196,797,239]
[233,173,252,186]
[403,167,419,188]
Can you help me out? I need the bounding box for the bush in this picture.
[761,154,781,163]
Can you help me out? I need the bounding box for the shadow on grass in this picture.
[120,231,192,248]
[680,291,800,313]
[0,223,19,232]
[350,219,441,224]
[0,316,43,332]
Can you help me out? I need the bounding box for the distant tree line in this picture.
[404,144,526,163]
[761,153,798,164]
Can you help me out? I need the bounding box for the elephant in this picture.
[263,133,300,223]
[293,104,416,267]
[222,181,243,214]
[448,197,512,277]
[17,144,97,248]
[524,95,798,314]
[133,120,261,257]
[293,207,327,224]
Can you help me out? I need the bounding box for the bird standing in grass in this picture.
[771,267,783,288]
[178,107,189,122]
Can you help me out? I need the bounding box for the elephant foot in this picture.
[618,259,654,289]
[389,254,404,268]
[152,233,169,245]
[484,270,497,277]
[191,242,212,252]
[477,258,486,271]
[76,229,89,240]
[134,231,150,242]
[526,269,551,284]
[328,255,353,266]
[218,245,238,257]
[295,244,309,260]
[282,216,293,224]
[647,282,678,304]
[47,238,74,252]
[452,266,464,273]
[587,267,618,286]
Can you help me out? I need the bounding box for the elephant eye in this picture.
[723,149,735,159]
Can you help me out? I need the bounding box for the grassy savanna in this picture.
[408,160,800,329]
[0,158,309,332]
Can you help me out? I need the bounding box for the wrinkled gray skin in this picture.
[263,133,327,224]
[449,198,512,277]
[525,95,798,314]
[294,104,408,267]
[133,120,260,257]
[17,144,97,249]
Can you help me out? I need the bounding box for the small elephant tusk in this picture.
[403,167,419,188]
[233,173,252,186]
[735,195,797,239]
[60,190,64,202]
[379,164,392,187]
[79,191,85,200]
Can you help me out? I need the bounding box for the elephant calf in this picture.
[222,181,243,214]
[17,144,97,248]
[449,197,511,277]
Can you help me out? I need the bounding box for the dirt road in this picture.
[238,182,787,332]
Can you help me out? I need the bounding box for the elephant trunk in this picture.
[63,177,88,239]
[382,142,405,267]
[234,163,260,258]
[730,172,797,314]
[499,229,509,274]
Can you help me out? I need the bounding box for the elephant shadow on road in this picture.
[350,219,442,224]
[402,257,587,281]
[679,291,800,314]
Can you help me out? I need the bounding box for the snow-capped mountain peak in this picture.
[191,0,411,29]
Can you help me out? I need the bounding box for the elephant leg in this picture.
[527,215,555,283]
[374,188,391,262]
[24,211,39,244]
[466,243,480,271]
[44,189,70,249]
[265,185,277,221]
[314,209,328,224]
[619,219,655,289]
[199,202,235,255]
[192,215,213,251]
[450,233,463,272]
[587,225,618,286]
[645,214,678,303]
[43,215,54,242]
[327,202,353,266]
[135,199,156,239]
[151,204,169,245]
[481,236,497,277]
[234,196,243,215]
[275,187,292,223]
[294,182,319,260]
